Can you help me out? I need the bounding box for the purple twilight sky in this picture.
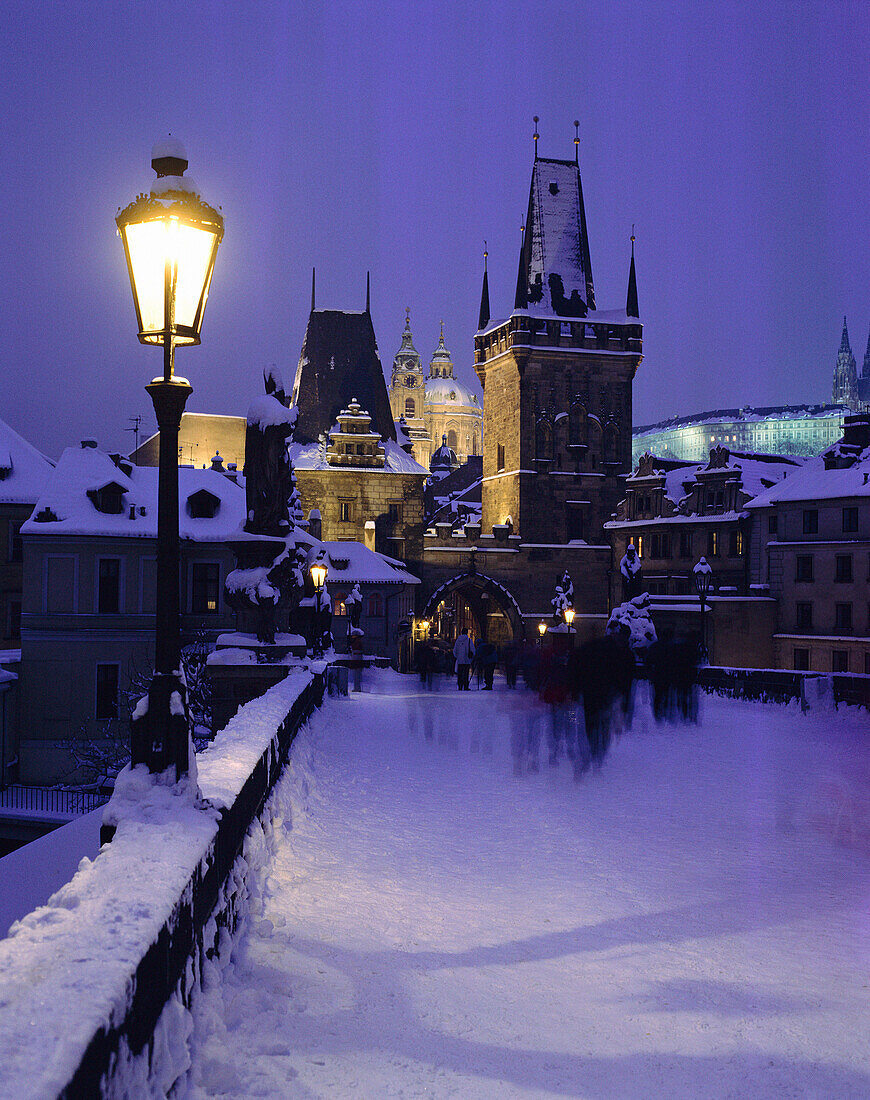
[1,0,868,460]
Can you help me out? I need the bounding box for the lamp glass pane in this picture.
[124,219,168,336]
[172,220,218,332]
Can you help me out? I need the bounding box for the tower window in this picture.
[497,444,505,472]
[405,399,415,417]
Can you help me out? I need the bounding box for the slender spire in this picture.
[311,267,316,312]
[366,271,370,313]
[514,224,527,310]
[478,241,490,330]
[840,315,851,353]
[626,227,639,318]
[574,120,580,165]
[864,324,870,379]
[533,115,539,160]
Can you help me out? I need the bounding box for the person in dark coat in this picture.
[475,640,498,689]
[452,630,475,690]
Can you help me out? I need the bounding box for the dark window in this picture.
[679,531,692,559]
[340,501,352,522]
[140,558,157,613]
[388,502,402,524]
[188,491,219,519]
[768,515,778,535]
[795,555,814,583]
[497,444,505,472]
[367,593,384,617]
[650,533,660,558]
[7,520,23,563]
[566,507,584,541]
[447,430,458,450]
[95,664,119,720]
[98,558,120,613]
[793,647,809,671]
[802,509,818,535]
[660,533,671,559]
[8,600,21,640]
[835,603,852,632]
[832,649,848,673]
[842,507,858,533]
[45,555,76,613]
[795,602,813,630]
[835,554,853,583]
[404,398,415,418]
[191,563,219,613]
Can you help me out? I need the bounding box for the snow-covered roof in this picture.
[630,452,805,513]
[322,541,419,586]
[745,449,870,507]
[21,443,245,540]
[289,439,427,476]
[0,418,54,505]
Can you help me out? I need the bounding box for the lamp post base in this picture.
[130,670,191,782]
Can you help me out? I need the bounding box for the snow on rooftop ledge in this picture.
[151,136,187,162]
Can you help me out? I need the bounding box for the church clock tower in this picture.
[389,309,430,464]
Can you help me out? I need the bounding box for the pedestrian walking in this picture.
[452,629,475,691]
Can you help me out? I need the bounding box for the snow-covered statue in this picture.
[225,368,306,645]
[244,366,298,537]
[345,583,363,632]
[620,542,643,602]
[551,570,574,623]
[606,592,657,656]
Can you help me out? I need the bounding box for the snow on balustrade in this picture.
[0,669,313,1100]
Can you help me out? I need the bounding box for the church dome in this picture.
[429,433,458,475]
[425,376,480,407]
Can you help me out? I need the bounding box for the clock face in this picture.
[406,376,415,387]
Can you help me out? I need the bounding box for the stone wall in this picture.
[294,468,425,564]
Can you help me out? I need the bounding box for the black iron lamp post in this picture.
[116,139,223,779]
[310,557,329,657]
[693,556,712,664]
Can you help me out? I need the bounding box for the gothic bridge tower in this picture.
[474,123,642,543]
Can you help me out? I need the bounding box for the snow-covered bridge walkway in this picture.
[182,671,870,1099]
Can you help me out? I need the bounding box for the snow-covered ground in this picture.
[183,672,870,1099]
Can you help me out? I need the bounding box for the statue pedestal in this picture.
[206,630,308,733]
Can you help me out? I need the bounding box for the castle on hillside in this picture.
[832,315,870,413]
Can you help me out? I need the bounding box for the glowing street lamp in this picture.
[538,621,547,645]
[564,606,576,646]
[310,556,329,657]
[117,140,223,779]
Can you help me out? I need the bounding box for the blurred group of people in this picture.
[414,631,521,692]
[512,629,700,780]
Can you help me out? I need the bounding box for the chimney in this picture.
[308,508,322,541]
[364,519,376,552]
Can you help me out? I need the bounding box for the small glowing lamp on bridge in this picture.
[564,607,576,627]
[538,622,547,637]
[310,559,328,591]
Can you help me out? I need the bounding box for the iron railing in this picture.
[0,784,109,816]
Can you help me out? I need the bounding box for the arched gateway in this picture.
[421,571,526,645]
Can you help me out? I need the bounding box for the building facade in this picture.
[18,443,244,784]
[745,414,870,675]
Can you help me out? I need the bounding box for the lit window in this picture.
[191,562,219,613]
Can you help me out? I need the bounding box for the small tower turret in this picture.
[833,316,858,407]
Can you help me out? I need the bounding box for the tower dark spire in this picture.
[840,315,851,353]
[478,242,490,330]
[574,120,580,165]
[864,324,870,379]
[533,115,539,160]
[366,271,370,313]
[626,228,639,318]
[311,267,316,312]
[514,225,527,310]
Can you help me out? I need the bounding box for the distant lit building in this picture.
[633,404,847,465]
